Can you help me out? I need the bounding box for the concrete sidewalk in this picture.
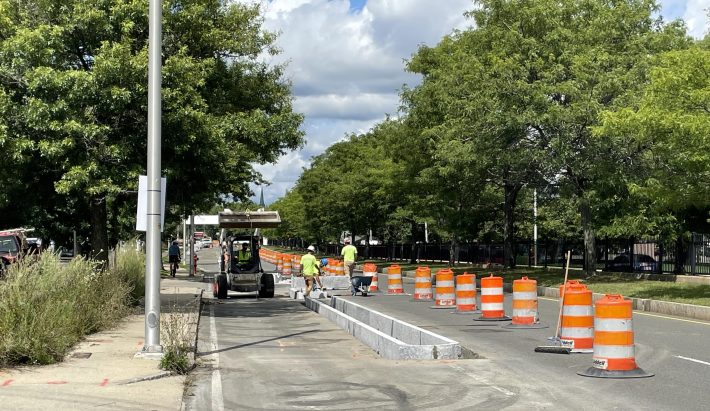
[0,272,206,411]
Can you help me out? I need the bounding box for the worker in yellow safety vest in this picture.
[238,243,251,264]
[341,238,358,278]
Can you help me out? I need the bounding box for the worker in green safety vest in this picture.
[237,242,251,263]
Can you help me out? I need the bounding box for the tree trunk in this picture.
[409,221,417,264]
[579,197,597,278]
[674,235,687,274]
[365,230,370,258]
[90,196,109,265]
[503,183,520,269]
[449,236,459,266]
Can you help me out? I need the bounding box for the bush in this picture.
[0,246,141,367]
[112,241,146,304]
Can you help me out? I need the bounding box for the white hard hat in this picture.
[307,245,315,252]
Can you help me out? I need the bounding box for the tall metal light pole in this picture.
[143,0,163,354]
[533,189,538,266]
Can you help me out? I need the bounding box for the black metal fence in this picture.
[271,232,710,275]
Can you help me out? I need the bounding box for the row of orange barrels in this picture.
[365,264,651,379]
[259,250,348,276]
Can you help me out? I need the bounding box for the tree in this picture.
[597,45,710,271]
[404,0,689,274]
[0,0,303,259]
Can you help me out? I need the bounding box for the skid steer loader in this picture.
[213,210,281,299]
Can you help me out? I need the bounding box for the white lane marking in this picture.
[676,355,710,366]
[209,305,224,411]
[539,297,710,326]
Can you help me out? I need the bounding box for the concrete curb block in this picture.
[305,297,461,360]
[115,370,174,385]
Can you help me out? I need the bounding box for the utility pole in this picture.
[143,0,163,354]
[533,189,538,266]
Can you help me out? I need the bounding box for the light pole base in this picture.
[135,346,164,360]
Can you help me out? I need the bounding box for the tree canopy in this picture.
[0,0,303,255]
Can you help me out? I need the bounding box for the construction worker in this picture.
[341,238,358,278]
[300,245,321,297]
[238,242,251,264]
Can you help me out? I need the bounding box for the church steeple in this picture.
[259,186,265,209]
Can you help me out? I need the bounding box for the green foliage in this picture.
[0,0,303,250]
[112,240,146,303]
[0,252,132,366]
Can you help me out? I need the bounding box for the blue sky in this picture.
[251,0,708,205]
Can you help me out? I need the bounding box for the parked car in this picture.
[605,254,658,272]
[0,229,30,277]
[201,237,213,248]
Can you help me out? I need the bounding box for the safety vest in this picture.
[238,250,251,262]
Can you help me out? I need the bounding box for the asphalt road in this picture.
[183,251,710,410]
[340,272,710,410]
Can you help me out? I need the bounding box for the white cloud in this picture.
[683,0,709,39]
[242,0,472,204]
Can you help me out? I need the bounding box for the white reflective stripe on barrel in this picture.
[560,327,594,337]
[457,298,475,304]
[389,274,402,279]
[437,280,454,287]
[562,305,593,316]
[594,345,635,359]
[481,302,504,310]
[513,309,536,317]
[481,288,502,295]
[457,283,475,291]
[513,291,537,300]
[415,277,430,283]
[364,271,377,276]
[595,318,632,332]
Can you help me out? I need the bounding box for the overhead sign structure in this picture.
[136,175,167,232]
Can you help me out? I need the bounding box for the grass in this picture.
[0,243,144,367]
[159,294,199,375]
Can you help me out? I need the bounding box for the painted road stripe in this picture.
[676,355,710,367]
[539,297,710,326]
[209,304,224,411]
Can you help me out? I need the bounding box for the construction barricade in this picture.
[453,273,478,314]
[387,264,404,295]
[335,260,345,276]
[559,280,594,353]
[282,256,292,277]
[475,274,510,321]
[505,276,546,328]
[363,263,379,292]
[276,253,283,274]
[431,269,455,309]
[292,255,301,275]
[578,294,653,378]
[413,266,433,301]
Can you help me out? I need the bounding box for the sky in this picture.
[246,0,709,205]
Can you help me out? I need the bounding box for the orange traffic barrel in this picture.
[291,255,300,275]
[363,263,379,292]
[505,276,547,328]
[453,273,478,314]
[559,280,593,353]
[282,256,292,277]
[386,265,404,295]
[413,267,433,301]
[335,260,345,276]
[431,269,455,309]
[578,294,653,378]
[475,274,511,321]
[276,254,284,273]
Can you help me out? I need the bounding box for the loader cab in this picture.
[227,235,261,274]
